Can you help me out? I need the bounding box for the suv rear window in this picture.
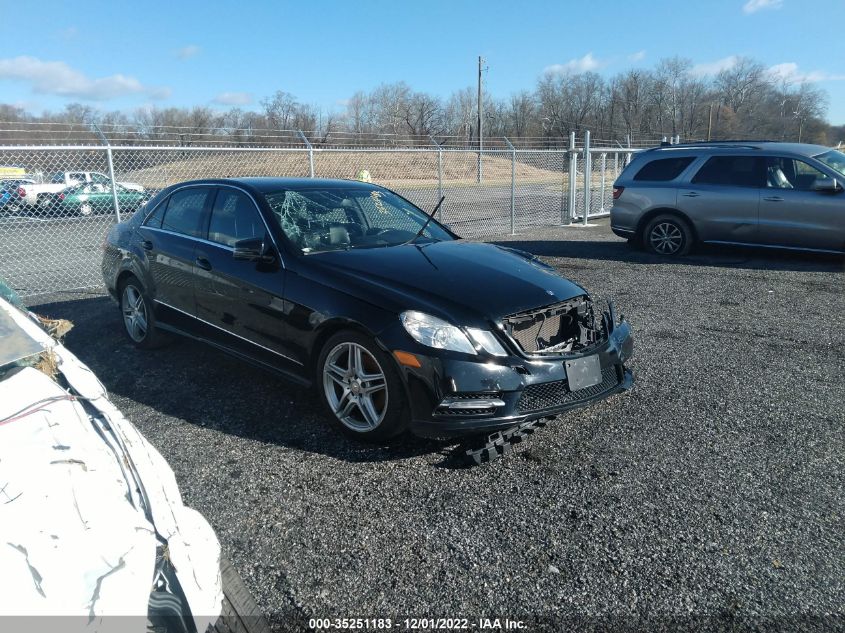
[692,156,766,188]
[633,157,695,182]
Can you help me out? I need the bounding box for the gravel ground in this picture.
[30,220,845,632]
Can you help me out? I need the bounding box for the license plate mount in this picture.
[565,355,602,391]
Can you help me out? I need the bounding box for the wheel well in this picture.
[116,270,139,294]
[308,320,374,378]
[636,208,698,243]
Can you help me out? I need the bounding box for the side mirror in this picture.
[233,236,275,263]
[812,177,842,193]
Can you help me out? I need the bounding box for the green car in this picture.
[53,183,150,216]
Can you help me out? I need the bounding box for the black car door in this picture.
[193,186,298,371]
[136,186,213,326]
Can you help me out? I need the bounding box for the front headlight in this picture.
[400,311,476,355]
[465,327,508,356]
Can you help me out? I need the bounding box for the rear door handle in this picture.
[763,196,784,202]
[195,257,212,271]
[681,191,700,197]
[141,239,153,251]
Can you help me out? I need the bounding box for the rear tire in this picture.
[316,330,409,442]
[118,276,170,349]
[643,214,694,256]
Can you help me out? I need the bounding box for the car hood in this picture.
[305,240,586,324]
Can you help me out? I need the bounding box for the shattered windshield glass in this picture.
[263,187,453,253]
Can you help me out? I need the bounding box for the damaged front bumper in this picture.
[383,302,634,438]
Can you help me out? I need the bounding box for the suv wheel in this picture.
[316,330,408,441]
[644,214,693,256]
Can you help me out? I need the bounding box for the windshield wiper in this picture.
[401,196,445,246]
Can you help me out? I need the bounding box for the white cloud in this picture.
[148,87,172,100]
[176,45,201,60]
[213,91,252,106]
[767,62,845,83]
[743,0,783,13]
[691,56,739,77]
[544,53,606,75]
[0,55,169,101]
[628,50,646,62]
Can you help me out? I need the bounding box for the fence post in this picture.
[566,131,576,225]
[582,130,591,226]
[298,130,315,177]
[93,124,121,222]
[429,135,443,220]
[504,136,516,235]
[599,152,607,213]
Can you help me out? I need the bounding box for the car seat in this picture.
[767,165,793,189]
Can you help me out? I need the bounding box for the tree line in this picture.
[0,56,841,147]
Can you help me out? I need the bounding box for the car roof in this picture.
[170,177,380,193]
[643,141,831,157]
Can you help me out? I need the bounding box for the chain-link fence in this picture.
[0,135,639,297]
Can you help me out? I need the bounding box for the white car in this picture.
[0,288,267,633]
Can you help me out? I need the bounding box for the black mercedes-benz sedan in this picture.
[102,178,634,441]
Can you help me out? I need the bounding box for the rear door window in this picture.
[692,156,766,188]
[207,188,264,246]
[633,157,695,182]
[160,187,211,238]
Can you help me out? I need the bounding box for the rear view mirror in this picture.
[233,236,275,263]
[812,177,842,193]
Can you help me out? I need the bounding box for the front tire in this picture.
[118,276,169,349]
[316,330,408,442]
[643,214,693,256]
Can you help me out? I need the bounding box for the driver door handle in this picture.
[763,196,784,202]
[682,191,700,198]
[195,257,212,271]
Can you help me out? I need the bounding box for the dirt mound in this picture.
[120,150,563,189]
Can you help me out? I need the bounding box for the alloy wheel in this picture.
[122,285,148,342]
[322,341,389,432]
[649,221,683,254]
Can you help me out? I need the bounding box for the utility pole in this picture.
[477,55,484,184]
[707,103,713,141]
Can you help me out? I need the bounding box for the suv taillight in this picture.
[612,186,624,200]
[17,186,25,198]
[59,193,65,201]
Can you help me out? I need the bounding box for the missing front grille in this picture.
[504,296,604,355]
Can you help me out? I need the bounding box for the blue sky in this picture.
[1,0,844,124]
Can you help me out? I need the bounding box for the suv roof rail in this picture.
[652,139,781,151]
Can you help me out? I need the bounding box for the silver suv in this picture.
[610,141,845,256]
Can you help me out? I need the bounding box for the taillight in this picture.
[59,193,65,200]
[17,186,25,197]
[612,186,624,200]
